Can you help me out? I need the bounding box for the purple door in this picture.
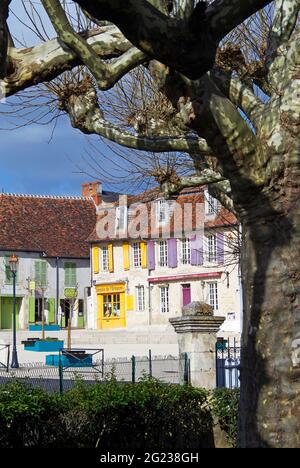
[182,284,191,307]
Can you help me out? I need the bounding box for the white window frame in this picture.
[132,242,142,268]
[158,240,168,267]
[101,246,109,272]
[115,206,128,233]
[207,234,217,263]
[181,238,191,265]
[209,282,219,310]
[156,199,169,226]
[205,191,219,215]
[136,285,145,312]
[160,286,170,314]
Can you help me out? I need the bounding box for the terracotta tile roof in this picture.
[0,194,96,258]
[88,186,238,242]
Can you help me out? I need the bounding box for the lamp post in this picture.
[9,254,19,368]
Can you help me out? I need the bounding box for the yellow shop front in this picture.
[96,283,126,329]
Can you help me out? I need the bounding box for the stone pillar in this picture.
[170,302,225,389]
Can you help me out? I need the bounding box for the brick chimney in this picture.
[81,181,102,206]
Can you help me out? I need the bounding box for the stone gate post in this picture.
[170,302,225,389]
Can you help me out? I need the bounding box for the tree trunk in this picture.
[238,200,300,447]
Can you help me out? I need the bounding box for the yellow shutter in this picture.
[141,242,147,269]
[108,244,114,272]
[126,295,134,311]
[93,246,99,274]
[123,243,130,271]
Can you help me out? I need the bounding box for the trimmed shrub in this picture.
[0,378,215,449]
[210,388,240,447]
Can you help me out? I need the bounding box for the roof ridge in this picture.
[0,193,91,201]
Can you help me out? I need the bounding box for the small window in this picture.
[207,235,217,263]
[35,260,48,287]
[181,238,191,265]
[156,199,169,225]
[133,242,142,268]
[160,286,170,314]
[158,241,168,267]
[64,262,76,287]
[209,282,218,310]
[206,192,219,215]
[136,286,145,312]
[116,206,127,233]
[102,246,109,272]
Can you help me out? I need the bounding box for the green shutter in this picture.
[35,261,40,283]
[35,261,47,286]
[41,262,47,286]
[28,297,35,323]
[48,298,55,324]
[65,262,76,287]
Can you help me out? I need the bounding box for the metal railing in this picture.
[216,338,240,389]
[0,350,190,394]
[0,345,10,372]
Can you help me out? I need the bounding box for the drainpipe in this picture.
[56,257,59,324]
[148,270,152,327]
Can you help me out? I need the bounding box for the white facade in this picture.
[91,193,242,340]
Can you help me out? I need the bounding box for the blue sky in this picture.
[0,112,105,196]
[0,1,129,197]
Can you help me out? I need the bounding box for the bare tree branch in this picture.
[3,26,136,97]
[61,76,212,154]
[41,0,146,90]
[161,169,227,198]
[208,179,235,214]
[0,0,11,79]
[72,0,273,79]
[266,0,300,68]
[210,68,264,128]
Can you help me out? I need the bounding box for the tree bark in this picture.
[238,195,300,447]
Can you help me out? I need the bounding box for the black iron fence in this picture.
[0,345,10,371]
[0,349,190,394]
[216,338,240,389]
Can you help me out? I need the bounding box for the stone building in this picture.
[88,182,242,340]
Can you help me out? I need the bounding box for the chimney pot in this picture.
[82,181,102,205]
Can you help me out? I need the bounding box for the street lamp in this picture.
[9,254,19,368]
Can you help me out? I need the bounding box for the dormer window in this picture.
[205,191,219,215]
[115,206,127,233]
[156,199,169,225]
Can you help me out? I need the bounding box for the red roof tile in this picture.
[88,186,237,242]
[0,194,96,258]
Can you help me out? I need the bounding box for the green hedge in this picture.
[211,388,240,447]
[0,379,239,448]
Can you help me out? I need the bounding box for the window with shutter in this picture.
[35,261,47,286]
[65,262,77,287]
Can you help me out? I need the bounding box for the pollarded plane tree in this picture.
[0,0,300,448]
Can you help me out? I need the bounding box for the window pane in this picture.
[160,286,169,313]
[159,241,168,267]
[133,242,142,267]
[102,247,109,271]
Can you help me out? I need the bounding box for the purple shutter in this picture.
[217,232,224,264]
[168,238,177,268]
[147,241,155,270]
[190,235,203,266]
